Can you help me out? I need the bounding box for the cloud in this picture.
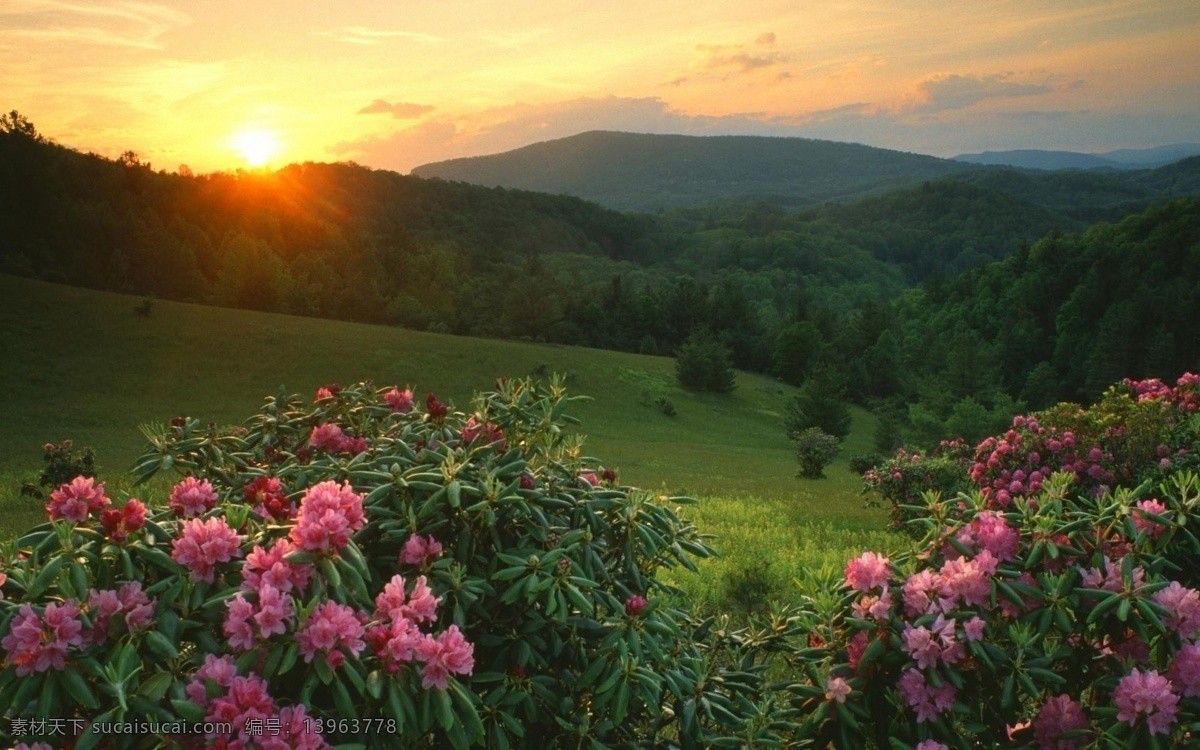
[357,99,436,119]
[313,26,439,46]
[0,0,190,49]
[910,73,1053,112]
[666,32,788,86]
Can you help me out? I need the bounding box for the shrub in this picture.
[847,452,885,476]
[794,428,840,479]
[0,378,776,749]
[38,439,96,490]
[792,373,1200,749]
[863,440,974,536]
[675,330,737,393]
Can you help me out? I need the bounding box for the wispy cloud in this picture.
[357,99,436,119]
[0,0,190,49]
[666,32,789,86]
[313,26,439,46]
[909,73,1053,112]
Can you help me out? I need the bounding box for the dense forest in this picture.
[3,114,1199,448]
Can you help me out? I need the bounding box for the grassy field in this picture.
[0,275,896,598]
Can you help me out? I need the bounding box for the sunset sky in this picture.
[3,0,1199,173]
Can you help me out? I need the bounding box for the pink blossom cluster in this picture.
[242,539,313,594]
[1,601,84,676]
[288,480,366,554]
[1169,642,1200,698]
[1152,582,1200,637]
[98,498,147,543]
[844,552,891,592]
[384,386,414,413]
[851,590,893,622]
[169,476,219,517]
[171,516,244,583]
[87,582,155,643]
[902,550,997,617]
[1112,668,1179,735]
[186,655,331,750]
[953,510,1020,561]
[915,742,948,750]
[1132,498,1170,540]
[426,392,448,420]
[1123,373,1200,412]
[46,476,110,523]
[224,584,295,652]
[901,615,964,669]
[896,668,956,723]
[296,600,366,670]
[400,534,444,566]
[309,423,368,456]
[625,594,649,617]
[313,383,340,401]
[365,574,474,689]
[824,675,851,703]
[1081,556,1147,595]
[1032,694,1089,750]
[244,476,294,521]
[461,416,505,449]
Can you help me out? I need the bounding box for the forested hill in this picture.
[889,198,1200,414]
[411,130,970,211]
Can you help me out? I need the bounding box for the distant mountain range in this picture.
[953,144,1200,171]
[412,131,969,212]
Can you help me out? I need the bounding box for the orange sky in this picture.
[3,0,1198,173]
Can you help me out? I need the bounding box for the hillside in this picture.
[954,143,1200,170]
[411,130,970,211]
[0,273,869,508]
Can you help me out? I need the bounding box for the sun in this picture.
[231,129,281,168]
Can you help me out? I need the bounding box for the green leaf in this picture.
[60,666,98,709]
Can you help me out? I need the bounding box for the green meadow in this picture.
[0,274,898,607]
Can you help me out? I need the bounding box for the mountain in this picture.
[954,144,1200,171]
[412,131,971,211]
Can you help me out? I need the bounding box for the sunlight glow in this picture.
[231,129,281,168]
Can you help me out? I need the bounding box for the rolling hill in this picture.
[412,130,971,211]
[953,143,1200,171]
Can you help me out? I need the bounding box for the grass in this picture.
[0,274,893,561]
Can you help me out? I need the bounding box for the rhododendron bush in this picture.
[795,374,1200,748]
[0,378,773,749]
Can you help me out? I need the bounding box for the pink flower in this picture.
[579,471,599,487]
[99,498,147,543]
[825,675,852,703]
[1152,582,1200,638]
[310,423,347,453]
[47,476,109,523]
[625,595,649,617]
[903,570,940,617]
[1169,642,1200,697]
[414,625,475,689]
[400,534,444,566]
[963,616,986,642]
[87,582,155,641]
[242,539,312,593]
[296,601,365,668]
[169,476,219,517]
[384,387,414,413]
[1033,694,1089,750]
[171,517,244,583]
[916,742,948,750]
[461,416,505,449]
[846,631,869,671]
[968,511,1020,561]
[1133,499,1170,540]
[402,575,441,625]
[15,743,53,750]
[186,653,238,706]
[844,552,891,592]
[269,703,332,750]
[1,601,84,676]
[852,590,893,622]
[289,480,366,555]
[206,674,278,742]
[426,392,447,420]
[244,476,293,521]
[224,593,257,652]
[225,584,294,652]
[1113,669,1178,735]
[896,668,955,723]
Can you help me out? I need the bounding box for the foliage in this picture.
[38,439,95,490]
[794,428,840,479]
[847,452,885,476]
[798,374,1200,748]
[675,330,737,393]
[0,378,783,748]
[863,440,975,536]
[784,369,852,439]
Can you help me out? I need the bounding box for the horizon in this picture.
[4,1,1199,173]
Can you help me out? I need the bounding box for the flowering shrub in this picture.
[863,439,974,535]
[793,374,1200,748]
[1,377,772,748]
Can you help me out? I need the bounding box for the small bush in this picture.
[846,452,884,476]
[794,428,839,479]
[675,330,736,393]
[38,439,95,489]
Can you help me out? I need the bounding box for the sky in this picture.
[3,0,1199,173]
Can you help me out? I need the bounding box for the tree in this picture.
[793,427,839,478]
[0,110,40,140]
[771,321,822,385]
[783,367,851,438]
[675,329,737,393]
